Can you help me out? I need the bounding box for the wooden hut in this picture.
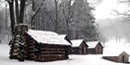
[103,51,129,63]
[86,41,103,54]
[9,24,71,62]
[71,39,88,54]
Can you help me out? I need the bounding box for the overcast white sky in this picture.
[88,0,130,41]
[89,0,128,20]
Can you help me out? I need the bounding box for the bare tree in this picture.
[0,23,2,43]
[30,0,45,29]
[5,0,27,36]
[15,0,19,24]
[6,0,15,36]
[113,0,130,22]
[19,0,27,24]
[54,0,59,32]
[45,0,60,32]
[61,0,75,38]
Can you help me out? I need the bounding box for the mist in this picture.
[97,18,130,42]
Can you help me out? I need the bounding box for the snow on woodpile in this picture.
[71,39,84,47]
[27,29,70,45]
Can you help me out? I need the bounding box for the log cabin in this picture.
[9,24,71,62]
[71,39,88,54]
[103,51,130,63]
[86,41,103,54]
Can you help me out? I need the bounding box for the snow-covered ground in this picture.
[104,39,130,56]
[0,43,129,65]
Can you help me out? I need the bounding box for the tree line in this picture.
[0,0,101,43]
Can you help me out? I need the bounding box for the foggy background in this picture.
[89,0,130,42]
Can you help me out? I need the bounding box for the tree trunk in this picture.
[8,0,15,36]
[66,0,72,39]
[30,0,35,29]
[19,0,26,24]
[15,0,20,24]
[54,0,58,32]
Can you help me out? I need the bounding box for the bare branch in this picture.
[30,0,45,27]
[32,0,44,17]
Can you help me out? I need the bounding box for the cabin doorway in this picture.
[96,47,100,54]
[81,46,84,54]
[122,56,125,62]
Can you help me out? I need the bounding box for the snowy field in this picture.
[0,43,130,65]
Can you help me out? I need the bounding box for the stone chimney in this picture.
[14,24,28,35]
[9,24,28,61]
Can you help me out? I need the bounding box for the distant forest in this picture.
[0,0,106,44]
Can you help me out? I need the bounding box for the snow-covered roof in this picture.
[86,41,101,48]
[103,46,130,56]
[103,51,130,56]
[26,29,71,45]
[59,34,72,44]
[71,39,84,47]
[28,29,58,36]
[59,34,67,39]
